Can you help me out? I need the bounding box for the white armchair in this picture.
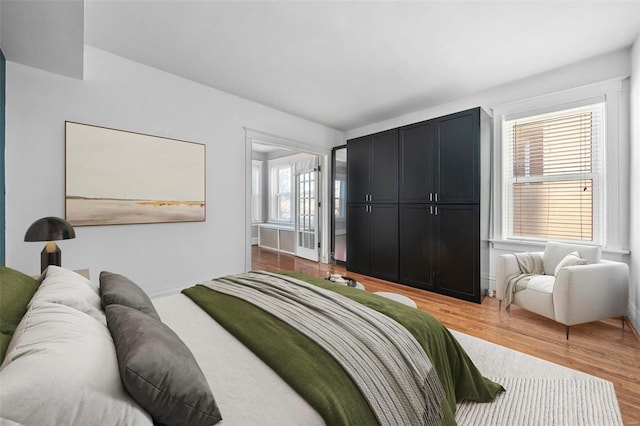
[495,242,629,339]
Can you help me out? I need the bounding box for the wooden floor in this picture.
[252,246,640,424]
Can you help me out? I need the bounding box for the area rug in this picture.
[452,330,623,425]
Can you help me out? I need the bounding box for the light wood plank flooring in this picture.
[252,245,640,424]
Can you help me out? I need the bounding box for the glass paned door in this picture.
[295,159,319,261]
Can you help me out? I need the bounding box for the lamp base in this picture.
[41,244,61,273]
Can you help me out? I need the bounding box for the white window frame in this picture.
[492,78,629,255]
[268,159,294,223]
[502,100,605,244]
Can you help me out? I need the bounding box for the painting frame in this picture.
[65,121,206,226]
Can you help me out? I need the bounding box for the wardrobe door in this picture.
[346,204,370,275]
[435,108,480,204]
[347,136,370,204]
[399,204,434,289]
[400,121,434,203]
[370,129,398,203]
[369,204,399,281]
[433,204,480,302]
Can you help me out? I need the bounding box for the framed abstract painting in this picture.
[65,122,206,226]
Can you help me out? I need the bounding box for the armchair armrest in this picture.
[495,252,544,301]
[553,261,629,326]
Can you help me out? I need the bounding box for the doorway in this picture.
[245,129,330,270]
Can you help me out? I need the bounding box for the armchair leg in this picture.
[622,316,625,331]
[498,300,502,311]
[565,326,570,340]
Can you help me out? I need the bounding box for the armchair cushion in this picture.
[543,242,601,276]
[554,251,588,276]
[526,275,555,294]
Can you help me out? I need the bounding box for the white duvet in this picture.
[153,293,325,426]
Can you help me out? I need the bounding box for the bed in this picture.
[0,266,503,426]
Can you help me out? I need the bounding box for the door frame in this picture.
[244,128,331,271]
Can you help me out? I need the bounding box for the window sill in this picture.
[490,239,630,260]
[490,239,545,252]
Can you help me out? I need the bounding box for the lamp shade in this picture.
[24,217,76,242]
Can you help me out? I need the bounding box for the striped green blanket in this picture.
[183,271,503,426]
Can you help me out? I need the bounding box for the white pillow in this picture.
[29,265,106,325]
[0,302,152,425]
[554,251,589,276]
[543,242,600,275]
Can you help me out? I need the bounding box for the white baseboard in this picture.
[252,237,259,245]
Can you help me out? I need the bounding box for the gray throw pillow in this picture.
[100,271,160,321]
[105,304,222,426]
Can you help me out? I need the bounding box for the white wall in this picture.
[629,34,640,331]
[5,46,343,296]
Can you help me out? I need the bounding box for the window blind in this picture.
[503,102,604,242]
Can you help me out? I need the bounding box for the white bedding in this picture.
[153,292,598,426]
[153,293,325,426]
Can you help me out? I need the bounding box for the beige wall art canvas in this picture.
[65,122,206,226]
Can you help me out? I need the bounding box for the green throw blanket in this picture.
[182,271,503,425]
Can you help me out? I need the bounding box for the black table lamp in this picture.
[24,217,76,273]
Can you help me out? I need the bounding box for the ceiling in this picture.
[6,1,640,132]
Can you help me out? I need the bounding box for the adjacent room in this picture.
[250,139,323,262]
[1,1,639,425]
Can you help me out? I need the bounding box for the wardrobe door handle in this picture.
[435,193,439,202]
[429,192,433,202]
[435,207,439,216]
[430,206,433,215]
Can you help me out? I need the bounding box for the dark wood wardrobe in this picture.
[346,107,490,303]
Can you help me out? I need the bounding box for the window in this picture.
[334,179,345,219]
[251,160,262,223]
[270,163,292,222]
[503,102,604,243]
